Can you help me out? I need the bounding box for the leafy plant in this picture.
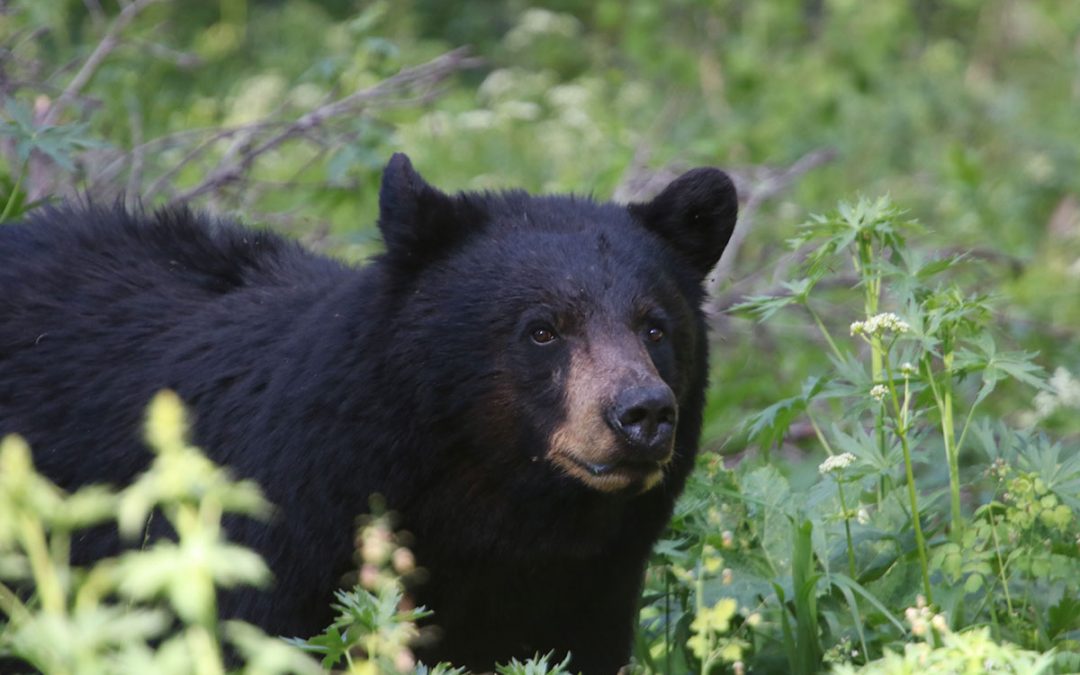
[638,197,1079,673]
[0,390,317,674]
[0,99,104,222]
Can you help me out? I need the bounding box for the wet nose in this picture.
[607,385,677,461]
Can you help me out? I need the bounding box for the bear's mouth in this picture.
[557,453,665,493]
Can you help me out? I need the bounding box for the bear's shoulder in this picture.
[2,203,347,297]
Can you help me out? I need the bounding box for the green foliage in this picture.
[493,651,574,675]
[0,391,317,675]
[290,511,432,674]
[639,199,1079,672]
[0,99,105,222]
[0,99,104,171]
[831,628,1055,675]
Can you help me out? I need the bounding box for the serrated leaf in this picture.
[742,376,829,449]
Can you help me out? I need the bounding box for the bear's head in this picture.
[377,154,737,497]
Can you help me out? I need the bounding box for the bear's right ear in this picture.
[628,167,738,280]
[378,153,476,268]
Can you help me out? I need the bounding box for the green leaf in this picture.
[828,573,907,635]
[729,277,820,322]
[742,376,829,450]
[790,519,823,675]
[495,650,575,675]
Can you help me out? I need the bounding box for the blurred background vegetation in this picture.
[3,0,1079,441]
[1,0,1079,673]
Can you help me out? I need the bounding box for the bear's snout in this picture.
[605,384,677,463]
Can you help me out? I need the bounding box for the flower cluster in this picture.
[1030,366,1080,422]
[819,452,857,475]
[869,384,888,402]
[850,312,911,337]
[905,595,949,638]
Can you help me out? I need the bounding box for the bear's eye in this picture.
[530,325,558,345]
[646,326,665,343]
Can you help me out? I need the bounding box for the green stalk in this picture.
[188,624,225,675]
[696,564,710,675]
[986,505,1014,616]
[854,235,890,508]
[941,350,963,538]
[0,157,28,223]
[665,569,672,675]
[805,411,833,456]
[0,581,29,623]
[923,349,963,539]
[19,515,65,615]
[806,413,858,580]
[835,480,858,579]
[883,359,933,603]
[853,234,882,381]
[807,305,845,363]
[954,398,981,468]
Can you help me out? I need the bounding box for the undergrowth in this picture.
[634,198,1080,674]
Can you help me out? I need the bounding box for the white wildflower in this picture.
[901,362,916,376]
[1050,366,1080,406]
[478,68,518,101]
[870,384,888,402]
[496,100,542,121]
[1028,367,1080,423]
[456,109,496,131]
[930,613,949,633]
[850,312,910,337]
[547,83,592,110]
[819,452,857,475]
[857,507,870,525]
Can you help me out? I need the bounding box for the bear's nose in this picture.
[606,385,677,461]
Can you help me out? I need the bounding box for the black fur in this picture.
[0,154,737,674]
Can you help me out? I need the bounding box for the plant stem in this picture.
[883,359,933,603]
[986,505,1014,615]
[696,563,708,675]
[835,480,858,579]
[805,412,833,455]
[665,568,672,675]
[0,157,28,222]
[0,581,30,623]
[807,305,845,363]
[923,351,963,539]
[806,412,859,580]
[19,514,65,615]
[853,233,891,511]
[941,350,962,537]
[852,234,882,381]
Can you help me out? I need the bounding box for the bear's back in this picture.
[0,205,357,489]
[0,204,343,304]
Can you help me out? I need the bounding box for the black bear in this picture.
[0,154,737,673]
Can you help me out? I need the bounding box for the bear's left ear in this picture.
[378,153,478,268]
[628,167,738,279]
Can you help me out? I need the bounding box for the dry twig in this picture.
[169,47,482,204]
[41,0,165,127]
[709,147,837,289]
